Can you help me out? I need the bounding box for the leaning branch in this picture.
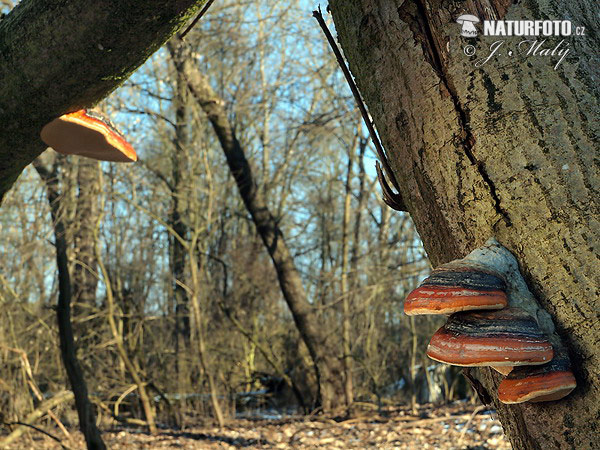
[0,0,207,201]
[312,7,406,212]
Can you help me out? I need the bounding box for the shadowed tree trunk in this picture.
[0,0,207,202]
[34,158,106,450]
[330,0,599,447]
[169,36,347,412]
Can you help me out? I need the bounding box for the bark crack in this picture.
[404,0,513,227]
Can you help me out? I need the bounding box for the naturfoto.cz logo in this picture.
[486,20,582,37]
[456,16,585,70]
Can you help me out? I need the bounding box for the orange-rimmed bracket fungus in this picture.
[498,346,577,404]
[41,109,137,163]
[404,238,576,403]
[426,307,554,368]
[404,262,508,315]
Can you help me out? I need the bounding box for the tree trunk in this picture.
[166,40,193,412]
[171,36,347,412]
[330,0,599,447]
[34,160,106,450]
[340,138,356,410]
[73,159,101,316]
[0,0,206,202]
[188,241,226,427]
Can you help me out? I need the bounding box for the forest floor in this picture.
[2,403,512,449]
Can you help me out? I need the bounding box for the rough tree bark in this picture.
[0,0,206,202]
[330,0,599,448]
[169,36,347,412]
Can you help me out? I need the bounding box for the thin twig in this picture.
[0,391,74,448]
[457,405,487,446]
[1,422,73,450]
[1,346,71,439]
[376,161,406,211]
[180,0,215,39]
[312,7,406,211]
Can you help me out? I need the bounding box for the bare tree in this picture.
[73,159,101,317]
[169,35,350,411]
[166,39,194,413]
[95,186,158,434]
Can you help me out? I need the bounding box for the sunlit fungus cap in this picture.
[41,109,137,162]
[426,307,553,367]
[404,263,508,315]
[498,346,576,404]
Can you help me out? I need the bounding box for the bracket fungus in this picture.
[404,264,508,315]
[41,109,137,162]
[404,238,577,404]
[426,307,554,367]
[498,346,576,404]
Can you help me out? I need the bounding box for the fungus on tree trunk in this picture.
[426,307,554,367]
[498,346,577,404]
[404,263,508,315]
[404,239,577,403]
[41,109,137,162]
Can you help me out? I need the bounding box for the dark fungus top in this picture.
[423,267,506,292]
[443,308,549,341]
